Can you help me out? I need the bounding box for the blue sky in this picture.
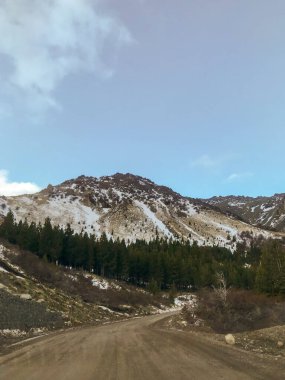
[0,0,284,197]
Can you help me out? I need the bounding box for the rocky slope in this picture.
[0,174,282,250]
[0,240,178,352]
[204,194,285,232]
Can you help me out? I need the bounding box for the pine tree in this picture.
[256,240,285,294]
[0,210,16,243]
[39,217,54,260]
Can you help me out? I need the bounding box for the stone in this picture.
[20,294,32,300]
[225,334,235,345]
[277,341,284,348]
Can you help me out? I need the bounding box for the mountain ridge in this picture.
[203,193,285,232]
[0,173,283,249]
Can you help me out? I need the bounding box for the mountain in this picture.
[203,194,285,232]
[0,173,282,250]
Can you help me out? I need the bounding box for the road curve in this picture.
[0,312,283,380]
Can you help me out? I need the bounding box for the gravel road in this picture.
[0,312,284,380]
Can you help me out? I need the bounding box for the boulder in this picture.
[277,341,284,349]
[225,334,235,345]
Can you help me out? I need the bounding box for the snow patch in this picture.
[174,294,197,308]
[66,274,78,282]
[186,203,197,216]
[260,204,275,212]
[0,329,27,337]
[83,274,110,290]
[135,200,173,238]
[98,306,114,313]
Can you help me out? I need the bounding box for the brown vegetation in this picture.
[8,248,165,311]
[194,289,285,333]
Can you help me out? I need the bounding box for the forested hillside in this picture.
[1,211,284,294]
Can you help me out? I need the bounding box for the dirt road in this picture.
[0,312,284,380]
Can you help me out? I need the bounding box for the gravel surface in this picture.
[0,312,284,380]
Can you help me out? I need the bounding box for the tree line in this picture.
[0,211,284,294]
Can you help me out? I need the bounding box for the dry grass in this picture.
[8,248,165,311]
[193,289,285,333]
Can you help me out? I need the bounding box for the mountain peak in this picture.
[0,174,282,247]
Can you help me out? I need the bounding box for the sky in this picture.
[0,0,284,198]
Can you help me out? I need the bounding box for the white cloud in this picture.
[190,154,221,169]
[225,172,253,183]
[0,0,133,114]
[0,170,41,196]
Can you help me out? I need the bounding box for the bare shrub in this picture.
[196,289,285,333]
[181,304,199,326]
[9,250,165,312]
[213,272,228,307]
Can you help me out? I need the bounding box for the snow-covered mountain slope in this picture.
[0,174,282,249]
[204,194,285,232]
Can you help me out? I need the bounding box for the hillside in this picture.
[0,240,176,352]
[0,173,282,251]
[204,194,285,232]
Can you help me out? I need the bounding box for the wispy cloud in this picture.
[0,0,133,115]
[225,172,253,183]
[190,154,222,169]
[0,170,41,196]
